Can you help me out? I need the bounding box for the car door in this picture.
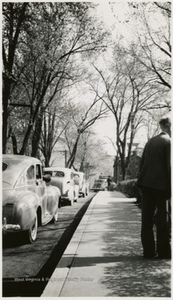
[67,171,75,200]
[35,164,47,217]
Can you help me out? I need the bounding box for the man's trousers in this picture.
[140,187,171,258]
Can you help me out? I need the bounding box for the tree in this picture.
[63,97,108,168]
[2,3,29,153]
[2,2,110,155]
[90,46,162,180]
[39,96,73,166]
[129,2,171,93]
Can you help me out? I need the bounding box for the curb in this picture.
[41,193,97,297]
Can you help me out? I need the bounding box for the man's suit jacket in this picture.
[137,132,171,195]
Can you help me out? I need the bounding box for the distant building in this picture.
[113,147,142,183]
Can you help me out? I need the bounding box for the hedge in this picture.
[116,179,142,205]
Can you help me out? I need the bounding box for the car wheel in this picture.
[26,215,38,243]
[52,209,59,223]
[74,190,78,202]
[58,197,61,208]
[68,189,74,206]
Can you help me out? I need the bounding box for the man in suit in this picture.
[107,175,112,191]
[137,117,171,259]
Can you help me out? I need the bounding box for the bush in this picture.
[116,179,142,205]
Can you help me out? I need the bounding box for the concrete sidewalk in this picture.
[41,191,171,297]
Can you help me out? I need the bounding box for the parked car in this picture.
[43,167,79,206]
[91,178,107,192]
[2,154,61,243]
[73,171,89,198]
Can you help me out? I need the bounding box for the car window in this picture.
[27,165,35,180]
[2,162,8,171]
[54,171,64,177]
[74,174,80,182]
[16,175,25,187]
[36,164,42,179]
[44,171,53,176]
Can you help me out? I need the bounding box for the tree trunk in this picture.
[2,78,11,153]
[66,134,80,168]
[10,131,18,154]
[31,107,44,157]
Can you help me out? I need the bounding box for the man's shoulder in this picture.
[145,133,170,147]
[159,132,171,143]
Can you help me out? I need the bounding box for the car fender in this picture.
[3,190,40,231]
[46,185,61,214]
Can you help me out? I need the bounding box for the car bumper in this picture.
[3,218,21,233]
[79,190,84,195]
[60,191,69,200]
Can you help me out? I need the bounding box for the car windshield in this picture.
[44,170,65,177]
[2,163,8,171]
[54,171,65,177]
[96,180,105,183]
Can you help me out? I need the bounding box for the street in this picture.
[3,193,95,297]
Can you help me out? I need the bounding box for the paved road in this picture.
[3,193,94,297]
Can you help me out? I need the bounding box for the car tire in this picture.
[58,197,61,208]
[68,189,74,206]
[52,209,59,223]
[26,215,38,243]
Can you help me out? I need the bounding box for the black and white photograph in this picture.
[2,1,171,297]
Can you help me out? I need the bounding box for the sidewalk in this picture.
[41,191,171,297]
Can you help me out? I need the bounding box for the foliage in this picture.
[128,2,171,94]
[90,43,161,180]
[62,98,108,168]
[126,153,141,179]
[2,2,109,155]
[116,179,142,204]
[2,2,170,173]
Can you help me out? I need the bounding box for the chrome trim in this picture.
[3,218,21,233]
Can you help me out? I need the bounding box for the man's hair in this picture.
[159,117,171,128]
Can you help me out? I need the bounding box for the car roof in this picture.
[73,171,84,175]
[44,166,72,174]
[3,154,41,186]
[73,171,84,177]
